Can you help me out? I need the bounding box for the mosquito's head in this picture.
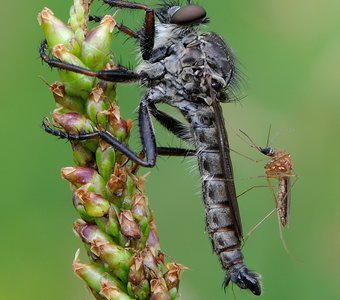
[259,146,275,157]
[167,4,207,25]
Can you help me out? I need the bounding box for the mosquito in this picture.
[235,127,297,257]
[40,0,261,295]
[239,128,295,227]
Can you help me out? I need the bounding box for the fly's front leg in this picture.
[89,15,139,39]
[103,0,154,60]
[39,40,140,82]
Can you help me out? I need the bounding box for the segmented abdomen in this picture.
[189,109,244,271]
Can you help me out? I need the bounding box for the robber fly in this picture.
[40,0,261,295]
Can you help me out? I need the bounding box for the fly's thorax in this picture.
[264,150,292,177]
[137,29,232,104]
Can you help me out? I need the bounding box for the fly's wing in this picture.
[211,99,243,239]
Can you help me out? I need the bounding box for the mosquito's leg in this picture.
[237,185,272,199]
[40,40,140,82]
[148,103,193,143]
[242,208,277,246]
[103,0,154,60]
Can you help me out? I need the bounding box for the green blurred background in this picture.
[1,0,339,299]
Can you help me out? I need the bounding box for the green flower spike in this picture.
[39,1,185,299]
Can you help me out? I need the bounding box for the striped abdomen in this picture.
[188,107,261,295]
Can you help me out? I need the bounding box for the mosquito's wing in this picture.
[211,100,243,239]
[277,176,291,227]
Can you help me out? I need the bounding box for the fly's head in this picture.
[157,1,209,25]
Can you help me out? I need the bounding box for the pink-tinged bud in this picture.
[82,15,116,71]
[150,279,171,300]
[75,188,110,217]
[52,44,94,98]
[50,82,85,113]
[119,210,141,239]
[52,110,93,133]
[38,7,80,55]
[73,221,111,244]
[107,165,127,196]
[96,144,116,182]
[73,221,132,283]
[163,263,186,291]
[61,167,95,187]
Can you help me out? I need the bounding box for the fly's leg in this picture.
[43,95,158,167]
[39,40,140,82]
[148,104,192,143]
[130,147,196,174]
[89,15,140,39]
[103,0,155,60]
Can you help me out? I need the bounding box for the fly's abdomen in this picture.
[190,111,261,295]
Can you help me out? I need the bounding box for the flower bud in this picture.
[72,194,94,221]
[146,218,160,251]
[50,82,85,113]
[96,143,116,182]
[52,110,93,133]
[163,263,186,291]
[69,0,91,44]
[72,143,94,166]
[87,86,109,126]
[132,193,149,221]
[107,207,120,238]
[52,44,94,98]
[150,279,171,300]
[82,15,116,71]
[73,250,130,298]
[107,165,127,196]
[75,188,110,217]
[38,7,80,55]
[119,210,141,239]
[105,105,130,142]
[73,222,132,283]
[61,167,95,187]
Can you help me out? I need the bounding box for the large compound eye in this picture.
[169,5,206,25]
